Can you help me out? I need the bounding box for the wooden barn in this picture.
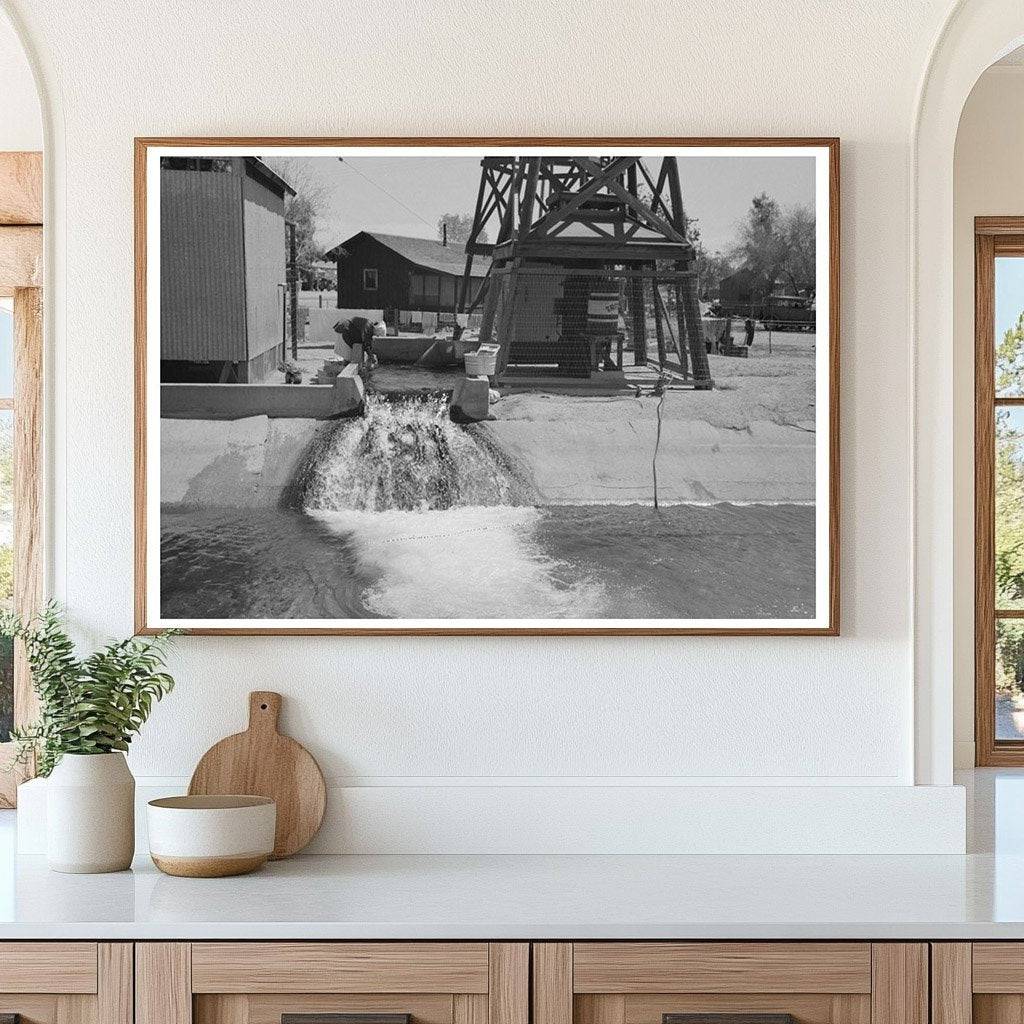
[159,156,295,383]
[324,231,487,321]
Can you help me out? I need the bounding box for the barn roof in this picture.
[324,231,489,277]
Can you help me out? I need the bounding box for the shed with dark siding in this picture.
[323,231,487,320]
[160,156,295,383]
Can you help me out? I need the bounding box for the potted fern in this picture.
[2,604,177,873]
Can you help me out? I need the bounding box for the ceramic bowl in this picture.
[147,795,276,877]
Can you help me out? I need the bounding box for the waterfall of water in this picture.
[301,394,519,513]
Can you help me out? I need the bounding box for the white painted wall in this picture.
[0,0,988,851]
[952,64,1024,768]
[0,7,40,151]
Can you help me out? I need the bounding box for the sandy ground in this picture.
[474,326,817,504]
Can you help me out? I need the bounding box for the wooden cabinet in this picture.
[931,943,1024,1024]
[0,938,947,1024]
[136,943,528,1024]
[0,943,132,1024]
[532,944,929,1024]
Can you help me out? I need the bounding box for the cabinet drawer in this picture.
[139,942,528,1024]
[0,942,98,993]
[572,943,872,994]
[0,943,130,1024]
[534,943,925,1024]
[191,943,490,993]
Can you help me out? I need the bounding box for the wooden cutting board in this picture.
[188,691,326,859]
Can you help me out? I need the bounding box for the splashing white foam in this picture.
[307,506,606,619]
[303,395,517,513]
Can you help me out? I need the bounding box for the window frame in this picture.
[362,267,378,292]
[0,152,43,807]
[975,217,1024,765]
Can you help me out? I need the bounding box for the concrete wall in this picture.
[952,62,1024,767]
[161,368,364,420]
[0,0,986,852]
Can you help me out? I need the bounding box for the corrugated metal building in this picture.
[160,156,295,383]
[323,231,487,320]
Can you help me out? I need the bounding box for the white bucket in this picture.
[465,343,499,376]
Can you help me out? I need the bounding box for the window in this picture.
[0,303,12,745]
[0,151,43,806]
[363,268,378,291]
[0,289,41,806]
[976,219,1024,764]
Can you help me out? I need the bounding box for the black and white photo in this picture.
[137,141,838,634]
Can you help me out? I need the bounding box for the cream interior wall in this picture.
[952,63,1024,768]
[0,0,982,851]
[0,8,40,151]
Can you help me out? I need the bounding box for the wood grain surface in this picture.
[191,942,489,994]
[573,943,871,994]
[188,691,326,859]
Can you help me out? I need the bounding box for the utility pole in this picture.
[287,221,299,360]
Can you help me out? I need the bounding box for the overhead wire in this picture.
[337,158,435,231]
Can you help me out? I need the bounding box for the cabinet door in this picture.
[534,944,927,1024]
[137,943,528,1024]
[936,943,1024,1024]
[0,943,132,1024]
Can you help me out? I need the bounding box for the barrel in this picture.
[587,282,620,335]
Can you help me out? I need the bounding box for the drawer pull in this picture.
[665,1016,796,1024]
[283,1016,411,1024]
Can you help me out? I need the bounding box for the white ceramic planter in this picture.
[46,752,135,873]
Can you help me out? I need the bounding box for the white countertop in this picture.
[1,769,1022,941]
[2,849,1024,940]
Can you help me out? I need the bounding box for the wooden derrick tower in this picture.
[458,155,712,388]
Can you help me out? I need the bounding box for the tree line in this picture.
[691,192,816,299]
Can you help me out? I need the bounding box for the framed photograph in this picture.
[135,137,839,636]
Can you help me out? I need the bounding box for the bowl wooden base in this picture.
[151,853,268,878]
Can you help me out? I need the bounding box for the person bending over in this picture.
[334,316,386,370]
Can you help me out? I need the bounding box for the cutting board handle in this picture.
[248,691,282,734]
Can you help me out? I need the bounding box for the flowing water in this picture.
[160,394,816,622]
[301,395,522,512]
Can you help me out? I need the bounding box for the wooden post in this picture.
[652,280,668,367]
[665,156,688,235]
[518,158,541,239]
[679,267,712,387]
[673,281,690,378]
[479,160,524,349]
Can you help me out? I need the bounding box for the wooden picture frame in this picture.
[135,137,840,637]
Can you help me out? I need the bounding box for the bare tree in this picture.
[263,157,333,282]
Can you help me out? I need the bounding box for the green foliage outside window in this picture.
[995,314,1024,695]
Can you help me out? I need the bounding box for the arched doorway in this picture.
[914,0,1024,784]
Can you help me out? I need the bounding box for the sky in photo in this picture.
[997,256,1024,342]
[269,154,817,257]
